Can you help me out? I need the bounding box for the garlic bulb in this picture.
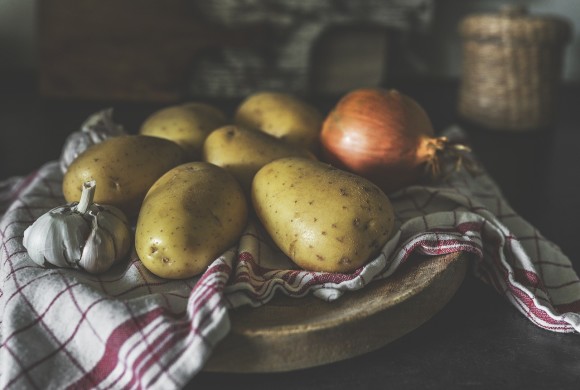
[23,181,132,274]
[60,108,126,173]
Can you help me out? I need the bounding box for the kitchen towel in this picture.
[1,127,579,389]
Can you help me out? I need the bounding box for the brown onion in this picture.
[320,88,452,193]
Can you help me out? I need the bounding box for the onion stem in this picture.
[425,137,480,178]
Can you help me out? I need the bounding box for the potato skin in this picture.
[234,91,323,153]
[203,125,315,193]
[140,102,228,160]
[135,162,248,279]
[62,135,185,217]
[252,157,395,273]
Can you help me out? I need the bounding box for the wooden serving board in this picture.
[204,252,469,373]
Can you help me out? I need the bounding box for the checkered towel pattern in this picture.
[1,128,579,389]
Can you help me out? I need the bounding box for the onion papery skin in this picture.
[320,88,437,194]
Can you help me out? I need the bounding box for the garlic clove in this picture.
[23,209,91,268]
[79,217,116,274]
[96,209,131,261]
[51,213,91,268]
[102,204,129,225]
[23,212,55,267]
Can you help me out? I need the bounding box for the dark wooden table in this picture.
[2,74,579,389]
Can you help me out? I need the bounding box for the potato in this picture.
[135,162,248,279]
[252,157,395,273]
[62,135,185,217]
[203,124,316,193]
[140,102,228,160]
[234,91,323,153]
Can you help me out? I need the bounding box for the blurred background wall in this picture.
[0,0,36,72]
[1,0,578,82]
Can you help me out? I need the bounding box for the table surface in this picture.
[1,74,579,389]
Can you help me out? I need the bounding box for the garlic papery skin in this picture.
[22,181,132,274]
[60,108,126,173]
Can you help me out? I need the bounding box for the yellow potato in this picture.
[252,157,395,273]
[140,102,228,160]
[62,135,185,217]
[234,91,323,153]
[135,162,248,279]
[202,124,315,193]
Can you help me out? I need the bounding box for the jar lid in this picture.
[459,5,572,45]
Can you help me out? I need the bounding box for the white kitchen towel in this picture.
[1,128,579,389]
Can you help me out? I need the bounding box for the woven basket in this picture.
[458,5,571,131]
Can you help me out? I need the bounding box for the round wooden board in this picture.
[204,252,469,373]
